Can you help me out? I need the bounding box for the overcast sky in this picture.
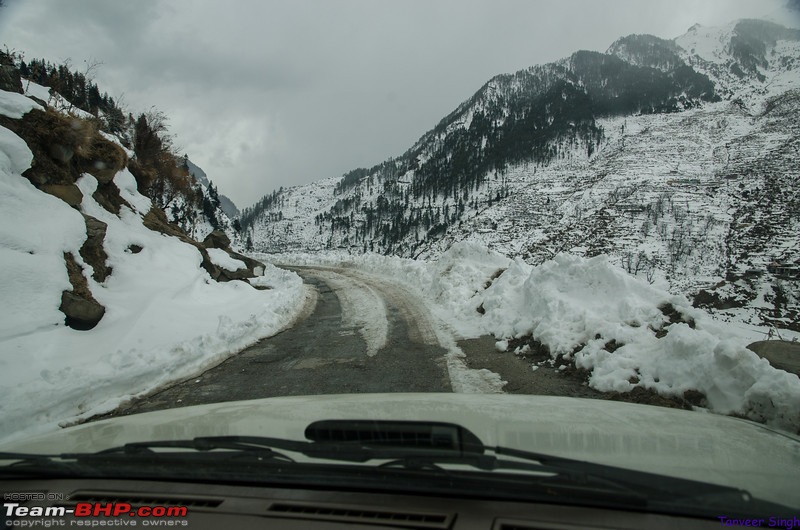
[0,0,791,208]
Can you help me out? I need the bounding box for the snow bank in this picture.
[207,247,246,271]
[264,244,800,431]
[0,117,307,444]
[477,253,800,430]
[0,89,41,119]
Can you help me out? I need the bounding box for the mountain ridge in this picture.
[242,18,800,331]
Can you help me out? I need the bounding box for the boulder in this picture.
[218,267,255,282]
[203,230,231,250]
[199,248,222,281]
[143,207,193,243]
[41,183,83,207]
[61,252,105,330]
[199,247,267,283]
[60,291,105,330]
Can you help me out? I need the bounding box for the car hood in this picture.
[3,393,799,508]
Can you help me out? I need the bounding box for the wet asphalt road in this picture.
[104,267,451,417]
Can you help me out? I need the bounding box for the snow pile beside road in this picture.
[265,244,800,431]
[476,253,800,430]
[0,111,307,444]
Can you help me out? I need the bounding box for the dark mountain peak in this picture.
[563,49,716,114]
[728,19,800,76]
[732,18,800,45]
[607,34,684,72]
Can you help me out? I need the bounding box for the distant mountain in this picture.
[183,157,240,220]
[242,18,800,331]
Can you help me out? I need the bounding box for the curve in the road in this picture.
[101,266,453,417]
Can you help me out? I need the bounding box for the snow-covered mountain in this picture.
[243,18,800,332]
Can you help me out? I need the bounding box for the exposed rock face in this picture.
[214,251,266,282]
[0,108,127,192]
[48,143,73,163]
[0,65,23,94]
[92,180,130,215]
[203,229,231,250]
[80,215,111,282]
[41,183,83,208]
[61,253,105,330]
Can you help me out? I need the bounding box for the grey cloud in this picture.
[1,0,784,208]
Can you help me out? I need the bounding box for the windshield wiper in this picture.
[85,434,578,477]
[91,436,297,462]
[1,421,792,518]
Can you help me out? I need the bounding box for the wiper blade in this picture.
[1,431,580,481]
[90,435,562,475]
[91,436,296,462]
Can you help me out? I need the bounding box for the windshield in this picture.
[1,0,799,525]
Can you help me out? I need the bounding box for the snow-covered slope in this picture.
[0,89,307,443]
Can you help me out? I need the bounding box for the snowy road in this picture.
[102,266,455,416]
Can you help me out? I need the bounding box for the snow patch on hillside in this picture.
[0,89,42,119]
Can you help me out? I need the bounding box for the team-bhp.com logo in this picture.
[4,501,188,526]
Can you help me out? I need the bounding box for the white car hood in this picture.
[3,393,799,508]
